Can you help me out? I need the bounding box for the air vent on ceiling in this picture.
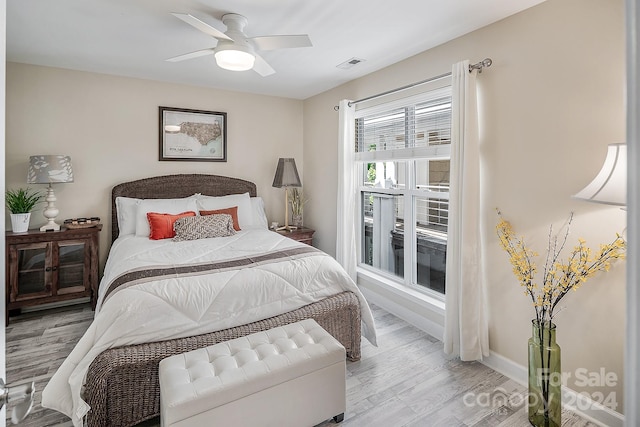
[336,57,366,70]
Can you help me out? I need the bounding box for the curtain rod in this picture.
[333,58,492,111]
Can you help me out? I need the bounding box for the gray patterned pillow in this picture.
[173,214,236,241]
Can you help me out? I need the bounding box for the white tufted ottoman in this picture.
[158,319,346,426]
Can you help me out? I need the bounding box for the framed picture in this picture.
[159,106,227,162]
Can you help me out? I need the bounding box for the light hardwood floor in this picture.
[5,303,599,427]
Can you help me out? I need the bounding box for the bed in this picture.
[41,174,376,427]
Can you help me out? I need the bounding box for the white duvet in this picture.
[42,229,376,426]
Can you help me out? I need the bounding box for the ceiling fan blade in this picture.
[171,13,233,41]
[166,48,216,62]
[252,54,275,77]
[251,35,312,51]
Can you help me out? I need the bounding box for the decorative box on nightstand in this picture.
[5,225,102,325]
[275,227,315,246]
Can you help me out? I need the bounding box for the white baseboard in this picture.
[481,351,624,426]
[19,297,90,313]
[359,282,624,427]
[481,351,527,387]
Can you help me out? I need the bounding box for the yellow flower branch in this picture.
[496,211,626,324]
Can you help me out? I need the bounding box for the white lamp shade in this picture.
[573,143,626,206]
[215,46,255,71]
[27,155,74,184]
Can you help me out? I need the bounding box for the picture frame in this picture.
[159,106,227,162]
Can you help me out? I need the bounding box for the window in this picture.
[355,87,451,296]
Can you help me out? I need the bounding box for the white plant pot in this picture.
[10,213,31,233]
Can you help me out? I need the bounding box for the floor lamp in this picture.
[572,143,626,207]
[272,158,301,231]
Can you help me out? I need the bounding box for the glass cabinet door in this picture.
[14,243,51,299]
[57,241,87,294]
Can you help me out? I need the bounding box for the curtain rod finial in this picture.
[469,58,493,73]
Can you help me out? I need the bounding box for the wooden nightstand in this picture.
[5,225,102,325]
[275,227,315,246]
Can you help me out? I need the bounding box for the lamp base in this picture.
[275,225,298,232]
[40,222,61,232]
[40,184,61,232]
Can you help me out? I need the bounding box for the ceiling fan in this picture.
[167,13,312,76]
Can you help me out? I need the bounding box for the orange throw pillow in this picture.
[200,206,241,231]
[147,211,196,240]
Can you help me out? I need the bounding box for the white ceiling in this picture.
[7,0,546,100]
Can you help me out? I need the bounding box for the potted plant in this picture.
[6,188,43,233]
[289,188,308,228]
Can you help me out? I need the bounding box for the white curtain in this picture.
[444,60,490,361]
[336,99,357,281]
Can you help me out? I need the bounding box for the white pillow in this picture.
[196,193,254,230]
[250,197,268,230]
[135,198,199,237]
[115,197,141,237]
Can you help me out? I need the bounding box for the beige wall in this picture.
[303,0,626,413]
[4,0,627,415]
[6,63,303,266]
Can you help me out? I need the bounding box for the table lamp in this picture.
[27,155,74,231]
[272,158,301,231]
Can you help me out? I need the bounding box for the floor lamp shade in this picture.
[27,155,74,231]
[572,143,626,206]
[272,158,301,230]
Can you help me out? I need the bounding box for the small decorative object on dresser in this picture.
[276,226,315,246]
[63,217,101,229]
[5,188,43,233]
[5,225,102,325]
[289,187,307,228]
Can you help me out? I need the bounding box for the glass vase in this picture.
[292,213,303,228]
[528,320,562,427]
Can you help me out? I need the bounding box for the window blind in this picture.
[354,87,452,162]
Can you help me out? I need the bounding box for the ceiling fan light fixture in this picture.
[215,45,255,71]
[170,13,312,77]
